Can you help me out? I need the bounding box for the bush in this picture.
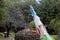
[29,21,35,29]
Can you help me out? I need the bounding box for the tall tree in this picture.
[0,0,4,26]
[3,0,30,37]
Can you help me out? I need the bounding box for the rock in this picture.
[15,31,40,40]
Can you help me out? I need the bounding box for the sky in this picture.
[21,0,42,4]
[36,0,42,4]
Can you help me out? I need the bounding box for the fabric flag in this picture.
[30,5,53,40]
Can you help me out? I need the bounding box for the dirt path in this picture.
[0,38,13,40]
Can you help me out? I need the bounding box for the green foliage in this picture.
[48,19,56,29]
[51,35,57,40]
[48,19,60,40]
[29,21,35,29]
[0,0,5,26]
[49,19,60,32]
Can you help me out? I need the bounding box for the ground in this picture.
[0,32,15,40]
[0,32,57,40]
[0,38,11,40]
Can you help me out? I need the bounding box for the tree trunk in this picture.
[6,28,10,37]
